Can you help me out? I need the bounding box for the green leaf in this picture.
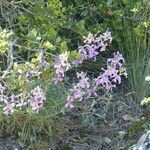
[69,50,82,61]
[43,41,56,51]
[60,41,68,53]
[23,80,39,92]
[27,28,37,39]
[56,37,61,43]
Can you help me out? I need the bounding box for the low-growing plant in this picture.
[0,28,127,147]
[52,31,127,109]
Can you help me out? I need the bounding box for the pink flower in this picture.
[83,33,96,44]
[16,94,27,110]
[52,75,63,85]
[76,31,112,63]
[101,30,113,43]
[28,86,46,113]
[0,83,7,94]
[78,46,88,60]
[53,52,71,85]
[88,86,98,97]
[3,102,15,114]
[73,88,84,101]
[72,59,83,65]
[107,52,124,68]
[65,96,74,108]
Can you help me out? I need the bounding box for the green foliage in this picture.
[111,2,150,100]
[0,0,149,147]
[0,27,13,53]
[141,75,150,105]
[17,0,66,54]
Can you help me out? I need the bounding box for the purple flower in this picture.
[53,52,71,85]
[52,75,63,85]
[28,86,46,113]
[101,30,113,43]
[0,83,6,94]
[76,31,112,63]
[78,46,88,60]
[98,74,113,90]
[65,96,74,108]
[73,88,84,101]
[94,51,127,91]
[88,86,98,97]
[77,78,90,89]
[83,33,96,44]
[72,59,83,65]
[16,93,27,110]
[3,102,15,114]
[96,68,118,90]
[107,52,124,68]
[67,72,90,103]
[55,64,65,77]
[55,31,127,109]
[76,72,90,88]
[28,97,43,113]
[16,101,27,110]
[99,42,108,52]
[87,46,99,60]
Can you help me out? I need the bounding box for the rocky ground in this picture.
[0,95,149,150]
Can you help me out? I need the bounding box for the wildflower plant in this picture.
[53,31,127,108]
[0,82,46,114]
[0,46,49,114]
[0,30,127,114]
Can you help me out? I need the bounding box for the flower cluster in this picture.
[0,49,49,115]
[73,30,112,64]
[28,86,46,113]
[53,52,71,84]
[52,31,127,108]
[64,39,127,108]
[53,31,113,84]
[65,72,90,108]
[3,94,17,114]
[95,52,127,90]
[0,84,46,114]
